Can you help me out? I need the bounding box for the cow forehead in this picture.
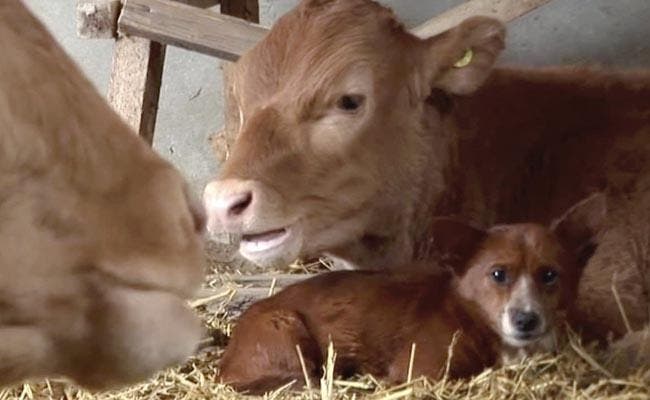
[235,0,414,109]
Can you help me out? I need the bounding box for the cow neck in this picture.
[410,99,464,261]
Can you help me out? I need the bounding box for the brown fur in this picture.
[0,1,205,389]
[204,0,650,341]
[218,195,604,394]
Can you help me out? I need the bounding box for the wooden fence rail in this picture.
[119,0,267,61]
[118,0,553,61]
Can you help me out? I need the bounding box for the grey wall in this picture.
[260,0,650,66]
[23,0,650,195]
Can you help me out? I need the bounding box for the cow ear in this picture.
[423,17,505,95]
[551,193,607,266]
[429,217,486,273]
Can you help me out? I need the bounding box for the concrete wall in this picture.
[23,0,650,195]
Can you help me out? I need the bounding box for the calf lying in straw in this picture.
[218,194,605,394]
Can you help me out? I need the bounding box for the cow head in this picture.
[0,2,205,390]
[204,0,505,268]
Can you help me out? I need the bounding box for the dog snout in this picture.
[509,308,541,333]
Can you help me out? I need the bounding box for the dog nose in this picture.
[510,309,540,333]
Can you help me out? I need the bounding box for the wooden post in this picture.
[111,0,267,147]
[107,0,231,145]
[107,36,165,145]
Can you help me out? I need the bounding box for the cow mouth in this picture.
[240,227,290,254]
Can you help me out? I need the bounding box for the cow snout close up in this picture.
[204,180,255,232]
[204,179,303,267]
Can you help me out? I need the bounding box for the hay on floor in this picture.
[2,256,649,400]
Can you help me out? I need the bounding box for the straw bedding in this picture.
[2,252,649,400]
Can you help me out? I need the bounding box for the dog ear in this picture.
[551,193,607,266]
[428,217,486,273]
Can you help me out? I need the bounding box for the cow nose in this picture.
[203,181,255,233]
[225,192,253,217]
[510,309,540,333]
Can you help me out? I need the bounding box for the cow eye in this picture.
[336,94,365,112]
[540,268,559,285]
[490,267,508,284]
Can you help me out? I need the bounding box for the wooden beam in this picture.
[116,0,553,62]
[411,0,554,38]
[107,37,165,144]
[194,273,312,316]
[118,0,267,62]
[231,273,310,286]
[77,0,222,40]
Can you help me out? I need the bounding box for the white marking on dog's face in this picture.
[499,276,548,348]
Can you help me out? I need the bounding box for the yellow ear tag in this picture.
[453,49,473,68]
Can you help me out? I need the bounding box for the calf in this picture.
[0,1,205,389]
[218,194,605,394]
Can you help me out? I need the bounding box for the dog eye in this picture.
[490,268,508,284]
[540,269,559,285]
[336,94,365,112]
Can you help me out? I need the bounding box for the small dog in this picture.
[217,194,605,394]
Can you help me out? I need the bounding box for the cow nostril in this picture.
[513,311,540,333]
[227,192,253,217]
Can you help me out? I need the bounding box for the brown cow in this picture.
[203,0,650,340]
[1,1,205,389]
[217,194,605,394]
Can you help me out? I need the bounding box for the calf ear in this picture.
[429,217,486,273]
[551,193,607,265]
[421,17,505,95]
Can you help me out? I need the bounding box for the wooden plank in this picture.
[118,0,267,62]
[76,0,121,39]
[411,0,554,38]
[117,0,553,62]
[193,273,312,315]
[231,274,308,286]
[107,36,165,144]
